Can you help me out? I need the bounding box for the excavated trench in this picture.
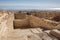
[13,13,34,29]
[1,11,60,40]
[11,11,60,40]
[13,12,60,29]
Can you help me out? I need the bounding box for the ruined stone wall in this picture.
[29,15,60,29]
[13,12,60,29]
[13,16,30,29]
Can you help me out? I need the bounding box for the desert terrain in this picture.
[0,10,60,40]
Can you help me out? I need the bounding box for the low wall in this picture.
[29,15,60,29]
[13,16,31,29]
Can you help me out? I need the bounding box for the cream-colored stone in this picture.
[50,29,60,39]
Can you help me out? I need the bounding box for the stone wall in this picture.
[29,15,60,29]
[13,16,30,29]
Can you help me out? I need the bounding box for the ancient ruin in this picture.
[0,10,60,40]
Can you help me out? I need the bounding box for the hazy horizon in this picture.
[0,0,60,10]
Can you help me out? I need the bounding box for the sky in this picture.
[0,0,60,10]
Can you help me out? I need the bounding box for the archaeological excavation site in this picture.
[0,10,60,40]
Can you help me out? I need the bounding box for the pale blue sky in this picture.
[0,0,60,10]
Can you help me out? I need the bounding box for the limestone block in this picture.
[30,28,43,34]
[50,29,60,39]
